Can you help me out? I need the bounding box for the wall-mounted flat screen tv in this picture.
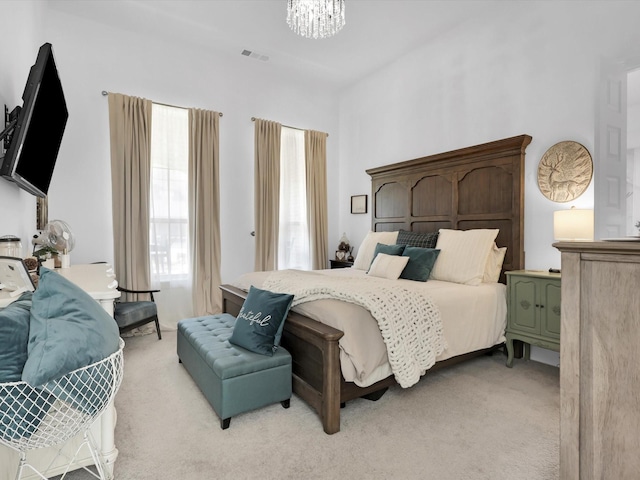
[0,42,68,198]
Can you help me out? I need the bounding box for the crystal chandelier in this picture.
[287,0,346,39]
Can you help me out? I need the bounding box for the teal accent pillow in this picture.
[369,243,405,269]
[0,292,32,382]
[22,268,120,386]
[229,286,294,356]
[400,247,441,282]
[0,292,54,442]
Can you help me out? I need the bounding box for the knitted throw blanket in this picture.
[262,270,446,388]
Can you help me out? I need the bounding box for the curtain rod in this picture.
[101,91,223,116]
[251,117,328,137]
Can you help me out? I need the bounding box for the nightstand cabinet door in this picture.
[540,281,561,339]
[509,278,539,334]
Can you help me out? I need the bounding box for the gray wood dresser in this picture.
[505,270,561,367]
[554,241,640,479]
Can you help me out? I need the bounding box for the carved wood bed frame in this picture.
[220,134,532,435]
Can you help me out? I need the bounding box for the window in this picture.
[149,104,190,281]
[278,127,310,270]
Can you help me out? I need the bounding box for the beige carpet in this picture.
[56,331,559,479]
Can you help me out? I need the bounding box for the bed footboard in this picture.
[220,284,344,434]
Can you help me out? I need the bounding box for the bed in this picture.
[220,134,532,434]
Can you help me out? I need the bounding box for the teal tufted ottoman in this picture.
[177,314,292,429]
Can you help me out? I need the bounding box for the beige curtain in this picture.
[108,93,152,300]
[305,130,329,270]
[254,119,282,271]
[189,108,222,315]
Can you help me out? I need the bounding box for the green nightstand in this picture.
[505,270,561,367]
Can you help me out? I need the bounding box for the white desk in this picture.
[0,263,120,311]
[56,263,120,315]
[0,263,121,480]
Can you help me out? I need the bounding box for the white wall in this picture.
[0,2,46,255]
[630,70,640,229]
[338,2,640,270]
[337,2,640,364]
[33,5,339,282]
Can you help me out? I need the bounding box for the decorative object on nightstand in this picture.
[338,232,350,251]
[335,232,351,262]
[505,270,561,367]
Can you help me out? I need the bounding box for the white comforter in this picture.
[232,268,507,388]
[262,270,445,388]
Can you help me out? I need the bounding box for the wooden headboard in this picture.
[366,135,532,278]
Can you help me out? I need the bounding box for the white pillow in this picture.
[353,231,399,270]
[430,229,499,286]
[483,244,507,283]
[367,253,410,280]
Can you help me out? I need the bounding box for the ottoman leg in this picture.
[221,418,231,430]
[281,399,290,409]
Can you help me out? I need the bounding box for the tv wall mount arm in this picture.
[1,105,21,151]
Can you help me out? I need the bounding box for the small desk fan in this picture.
[41,220,75,255]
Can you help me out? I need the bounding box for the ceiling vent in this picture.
[241,49,269,62]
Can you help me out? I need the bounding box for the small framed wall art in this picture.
[351,195,367,214]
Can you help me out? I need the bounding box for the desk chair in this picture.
[114,286,162,340]
[1,341,125,480]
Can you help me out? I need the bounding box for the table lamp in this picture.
[554,206,594,241]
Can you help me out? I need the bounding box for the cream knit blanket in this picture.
[262,270,446,388]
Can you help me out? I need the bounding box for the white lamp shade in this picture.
[554,208,594,241]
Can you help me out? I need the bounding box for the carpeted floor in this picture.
[52,330,559,480]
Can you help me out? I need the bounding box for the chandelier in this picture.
[287,0,346,39]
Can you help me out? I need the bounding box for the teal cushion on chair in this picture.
[0,385,54,442]
[22,268,120,386]
[114,301,157,328]
[0,292,32,382]
[0,292,54,441]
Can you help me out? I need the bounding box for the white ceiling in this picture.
[46,0,640,100]
[47,0,506,90]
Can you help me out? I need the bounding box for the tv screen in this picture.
[0,42,68,198]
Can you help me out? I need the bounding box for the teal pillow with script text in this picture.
[229,286,294,356]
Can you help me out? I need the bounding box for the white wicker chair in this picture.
[0,339,124,480]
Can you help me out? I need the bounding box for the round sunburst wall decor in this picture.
[537,141,593,202]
